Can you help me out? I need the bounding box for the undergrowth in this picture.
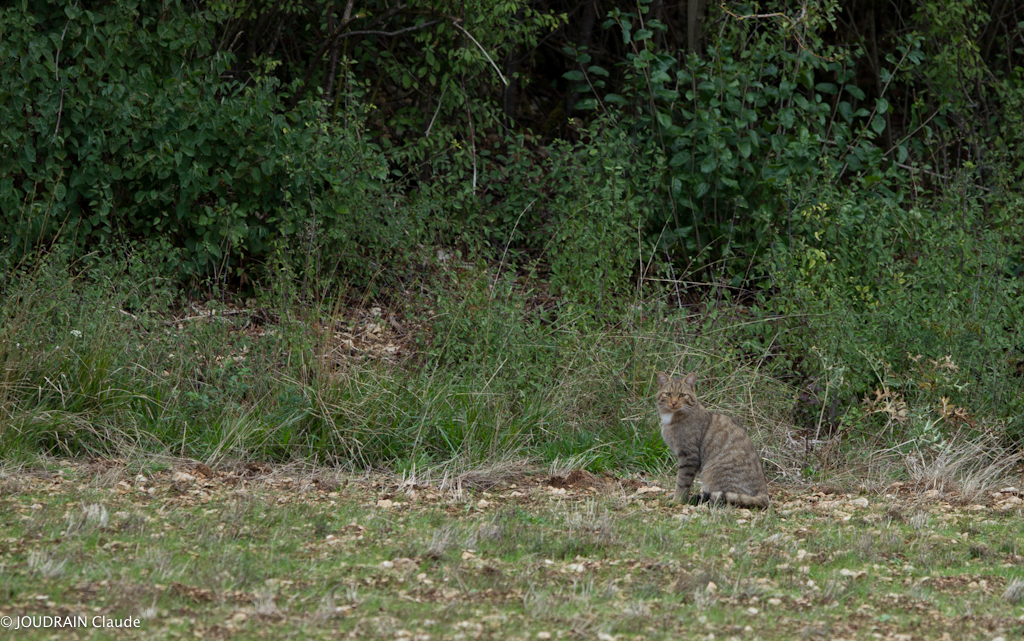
[0,248,791,474]
[1,242,1019,498]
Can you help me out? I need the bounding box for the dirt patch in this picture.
[547,469,603,489]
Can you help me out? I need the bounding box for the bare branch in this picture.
[338,20,440,41]
[451,21,508,87]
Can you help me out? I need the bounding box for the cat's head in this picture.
[655,372,700,415]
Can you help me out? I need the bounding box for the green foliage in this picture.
[542,121,658,307]
[566,0,927,273]
[763,176,1024,442]
[3,0,1024,462]
[1,0,388,280]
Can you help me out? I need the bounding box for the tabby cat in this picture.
[656,372,769,508]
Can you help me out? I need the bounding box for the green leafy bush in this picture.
[1,0,388,280]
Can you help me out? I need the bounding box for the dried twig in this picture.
[451,21,508,86]
[424,84,448,137]
[338,21,440,41]
[52,13,73,143]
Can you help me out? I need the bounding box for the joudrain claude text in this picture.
[1,614,141,630]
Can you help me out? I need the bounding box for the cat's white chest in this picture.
[659,412,675,425]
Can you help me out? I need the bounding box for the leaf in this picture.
[669,151,691,167]
[54,183,67,202]
[588,65,609,77]
[699,155,717,174]
[604,93,627,104]
[737,138,752,158]
[845,85,866,100]
[563,70,585,82]
[634,29,654,41]
[876,98,889,114]
[871,115,886,134]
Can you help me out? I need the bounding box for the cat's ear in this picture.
[684,372,697,388]
[656,372,670,387]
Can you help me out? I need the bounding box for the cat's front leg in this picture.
[674,454,699,502]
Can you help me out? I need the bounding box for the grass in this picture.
[0,254,803,475]
[2,249,1023,639]
[1,460,1023,639]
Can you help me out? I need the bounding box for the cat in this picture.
[656,371,769,508]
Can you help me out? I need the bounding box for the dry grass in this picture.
[904,429,1021,502]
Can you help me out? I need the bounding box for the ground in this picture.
[1,460,1023,640]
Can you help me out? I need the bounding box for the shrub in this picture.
[1,0,388,282]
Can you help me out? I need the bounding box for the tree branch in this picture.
[338,20,440,41]
[452,20,508,86]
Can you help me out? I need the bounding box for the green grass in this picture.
[1,461,1023,639]
[0,255,801,475]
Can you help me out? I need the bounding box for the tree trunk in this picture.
[687,0,704,56]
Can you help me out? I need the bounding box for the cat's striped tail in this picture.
[699,491,770,509]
